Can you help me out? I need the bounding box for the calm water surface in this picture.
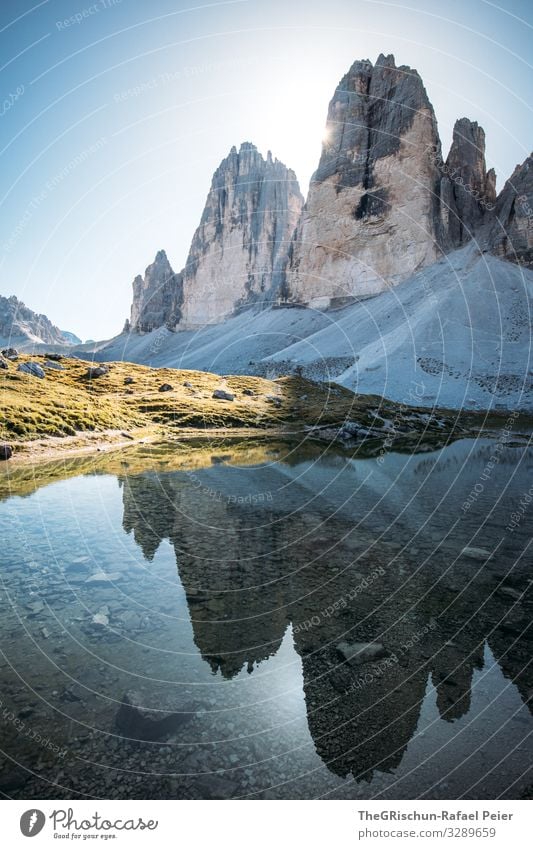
[0,437,532,799]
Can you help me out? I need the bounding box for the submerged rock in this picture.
[92,611,109,627]
[115,691,193,741]
[85,570,123,585]
[337,640,388,666]
[460,546,491,560]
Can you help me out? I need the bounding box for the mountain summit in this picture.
[126,54,531,336]
[285,54,502,305]
[129,143,303,332]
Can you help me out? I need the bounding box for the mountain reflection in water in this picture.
[0,437,532,799]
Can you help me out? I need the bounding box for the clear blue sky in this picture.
[0,0,531,340]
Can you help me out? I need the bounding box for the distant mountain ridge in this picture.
[0,294,78,346]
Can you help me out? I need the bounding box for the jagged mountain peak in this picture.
[129,143,303,332]
[126,53,531,335]
[488,152,533,267]
[130,250,183,333]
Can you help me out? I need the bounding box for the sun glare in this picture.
[322,126,332,145]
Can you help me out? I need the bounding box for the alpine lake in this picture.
[0,430,532,800]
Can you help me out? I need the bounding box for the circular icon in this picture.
[20,810,45,837]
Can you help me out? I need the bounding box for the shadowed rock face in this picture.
[314,54,437,188]
[439,118,497,247]
[488,154,533,268]
[179,143,303,327]
[129,250,183,333]
[129,144,303,332]
[284,56,516,306]
[286,54,446,304]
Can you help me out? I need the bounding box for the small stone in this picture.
[18,707,34,719]
[242,388,255,396]
[92,612,109,627]
[460,546,491,560]
[183,381,193,388]
[124,376,135,384]
[159,383,173,392]
[336,640,388,666]
[26,601,45,615]
[211,455,232,465]
[212,389,235,401]
[0,444,12,461]
[0,356,8,369]
[497,586,523,600]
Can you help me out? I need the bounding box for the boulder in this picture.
[17,362,45,379]
[86,365,109,378]
[44,360,65,370]
[0,356,8,369]
[1,347,19,360]
[159,383,173,392]
[212,389,235,401]
[124,376,135,384]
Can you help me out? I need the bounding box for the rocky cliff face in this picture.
[127,55,530,330]
[0,294,71,345]
[285,55,501,305]
[129,144,303,332]
[286,54,446,305]
[438,118,496,247]
[180,143,303,326]
[487,154,533,267]
[129,250,183,333]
